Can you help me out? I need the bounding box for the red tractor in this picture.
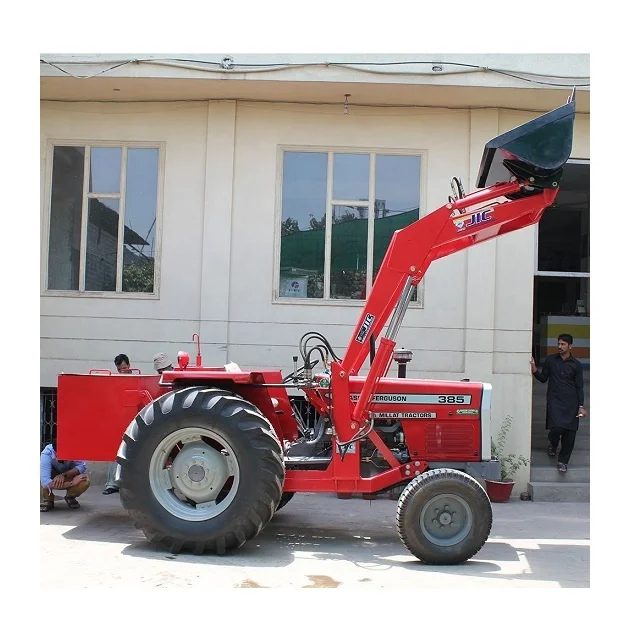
[56,94,576,564]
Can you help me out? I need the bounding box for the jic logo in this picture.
[452,208,493,232]
[290,281,300,289]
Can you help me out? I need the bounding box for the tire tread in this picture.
[117,386,284,554]
[396,468,492,565]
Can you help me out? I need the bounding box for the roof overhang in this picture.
[40,56,590,112]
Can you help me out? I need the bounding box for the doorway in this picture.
[531,161,590,451]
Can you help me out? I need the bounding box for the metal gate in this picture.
[40,387,57,450]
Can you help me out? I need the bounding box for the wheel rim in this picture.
[419,492,473,547]
[149,426,240,521]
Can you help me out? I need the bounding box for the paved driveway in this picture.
[40,486,589,588]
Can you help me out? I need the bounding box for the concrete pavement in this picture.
[40,486,589,588]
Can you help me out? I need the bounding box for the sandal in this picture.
[40,501,54,512]
[102,487,119,495]
[65,496,80,509]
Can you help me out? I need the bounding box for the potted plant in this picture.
[486,415,530,503]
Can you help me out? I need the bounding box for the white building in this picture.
[40,54,590,492]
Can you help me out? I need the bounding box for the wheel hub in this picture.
[188,464,205,482]
[420,494,473,547]
[170,441,229,503]
[149,425,241,522]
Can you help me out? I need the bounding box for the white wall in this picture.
[227,102,471,372]
[40,97,590,492]
[40,101,211,380]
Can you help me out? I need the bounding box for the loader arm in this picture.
[343,180,557,376]
[329,94,577,442]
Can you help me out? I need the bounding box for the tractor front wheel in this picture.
[396,468,492,564]
[117,386,285,554]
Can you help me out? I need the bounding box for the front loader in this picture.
[56,93,577,564]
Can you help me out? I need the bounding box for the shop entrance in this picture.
[531,161,590,458]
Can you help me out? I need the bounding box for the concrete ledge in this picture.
[530,466,590,482]
[531,434,590,451]
[527,481,590,502]
[531,449,590,465]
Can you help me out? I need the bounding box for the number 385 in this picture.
[438,395,466,404]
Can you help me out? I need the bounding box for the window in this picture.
[279,150,422,301]
[46,144,161,294]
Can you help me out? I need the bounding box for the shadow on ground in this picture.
[41,487,589,587]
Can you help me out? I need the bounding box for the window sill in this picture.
[272,297,423,309]
[42,290,160,300]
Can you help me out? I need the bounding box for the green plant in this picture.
[122,262,154,293]
[491,415,530,482]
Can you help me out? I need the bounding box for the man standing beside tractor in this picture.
[530,333,587,473]
[102,353,174,495]
[103,353,133,495]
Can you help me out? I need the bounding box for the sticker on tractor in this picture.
[355,313,375,343]
[373,412,437,419]
[336,442,356,454]
[350,393,471,405]
[451,207,493,233]
[456,409,479,415]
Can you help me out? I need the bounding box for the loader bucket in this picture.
[476,92,577,188]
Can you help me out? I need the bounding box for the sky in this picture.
[90,146,159,256]
[282,151,421,229]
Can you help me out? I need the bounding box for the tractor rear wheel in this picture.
[276,491,295,511]
[117,386,285,554]
[396,468,492,564]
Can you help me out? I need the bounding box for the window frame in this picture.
[42,139,165,299]
[273,145,428,306]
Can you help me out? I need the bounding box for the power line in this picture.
[40,57,590,87]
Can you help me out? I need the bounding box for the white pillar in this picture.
[199,100,237,364]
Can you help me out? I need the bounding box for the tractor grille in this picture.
[40,387,57,450]
[425,423,477,458]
